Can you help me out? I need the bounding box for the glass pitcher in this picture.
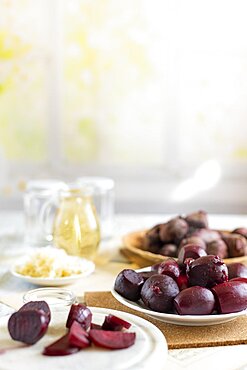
[52,186,101,260]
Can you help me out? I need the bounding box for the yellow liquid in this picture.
[53,195,100,260]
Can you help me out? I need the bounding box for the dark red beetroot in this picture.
[66,304,92,330]
[211,281,247,314]
[138,270,157,282]
[177,244,207,265]
[89,329,135,349]
[232,227,247,239]
[206,239,228,259]
[19,301,51,324]
[179,236,206,251]
[8,309,49,345]
[222,233,247,257]
[157,258,180,280]
[174,286,215,315]
[159,217,189,244]
[68,321,91,348]
[143,224,163,253]
[191,229,220,244]
[102,314,131,331]
[158,244,177,257]
[114,269,144,301]
[231,277,247,283]
[185,210,208,229]
[141,274,179,313]
[227,263,247,279]
[187,255,228,288]
[43,333,80,356]
[176,273,189,291]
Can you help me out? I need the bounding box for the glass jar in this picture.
[52,186,101,260]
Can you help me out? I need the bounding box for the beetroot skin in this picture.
[174,286,215,315]
[114,269,144,301]
[211,280,247,314]
[66,304,92,330]
[141,274,179,313]
[187,255,228,288]
[8,310,49,345]
[102,314,131,331]
[19,300,51,324]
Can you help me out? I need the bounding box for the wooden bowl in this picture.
[121,229,247,268]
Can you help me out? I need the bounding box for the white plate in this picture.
[10,259,95,287]
[0,307,167,370]
[111,268,247,326]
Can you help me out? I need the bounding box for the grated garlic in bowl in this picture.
[14,247,93,279]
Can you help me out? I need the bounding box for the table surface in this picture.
[0,211,246,370]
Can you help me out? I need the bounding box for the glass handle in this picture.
[39,196,58,242]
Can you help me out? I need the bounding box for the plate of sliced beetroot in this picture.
[0,301,167,370]
[112,248,247,326]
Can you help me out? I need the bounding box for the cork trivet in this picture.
[84,291,247,349]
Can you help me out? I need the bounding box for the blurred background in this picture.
[0,0,247,215]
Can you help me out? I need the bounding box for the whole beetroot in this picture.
[187,255,228,288]
[178,244,207,265]
[227,263,247,279]
[141,274,179,313]
[222,233,247,257]
[185,210,209,229]
[232,227,247,239]
[159,217,189,244]
[143,224,163,253]
[206,239,228,259]
[158,244,177,257]
[191,229,221,244]
[179,236,206,252]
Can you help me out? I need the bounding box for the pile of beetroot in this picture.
[114,245,247,315]
[7,302,136,356]
[143,210,247,259]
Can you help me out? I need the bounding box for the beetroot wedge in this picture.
[211,281,247,314]
[68,321,91,348]
[43,333,80,356]
[19,301,51,324]
[89,329,136,349]
[102,314,131,331]
[66,304,92,330]
[8,309,49,345]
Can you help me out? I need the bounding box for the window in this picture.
[1,0,247,212]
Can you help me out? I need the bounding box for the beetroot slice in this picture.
[19,301,51,324]
[8,310,49,345]
[66,304,92,330]
[102,314,131,331]
[43,333,80,356]
[68,321,91,348]
[89,329,136,349]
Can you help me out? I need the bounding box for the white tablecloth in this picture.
[0,211,246,370]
